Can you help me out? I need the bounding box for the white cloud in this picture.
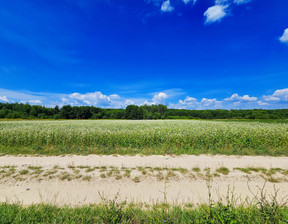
[109,94,121,100]
[279,28,288,45]
[28,100,42,104]
[215,0,229,4]
[263,88,288,102]
[69,91,121,106]
[204,4,228,24]
[174,96,198,109]
[0,96,9,103]
[234,0,252,4]
[152,92,168,104]
[125,99,134,105]
[224,93,257,102]
[258,101,269,106]
[183,0,197,4]
[179,96,197,104]
[201,98,222,108]
[161,0,174,12]
[263,96,280,102]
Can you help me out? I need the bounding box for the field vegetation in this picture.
[0,120,288,156]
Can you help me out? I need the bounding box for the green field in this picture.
[0,120,288,156]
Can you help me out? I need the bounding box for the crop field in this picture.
[0,120,288,155]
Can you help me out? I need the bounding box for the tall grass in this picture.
[0,120,288,155]
[0,201,287,223]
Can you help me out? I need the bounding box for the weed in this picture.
[85,167,96,172]
[179,168,188,174]
[133,176,141,183]
[19,170,29,175]
[192,167,200,172]
[269,168,283,174]
[74,174,82,179]
[73,169,80,175]
[156,172,164,181]
[115,175,122,180]
[234,167,251,174]
[216,167,230,175]
[248,167,267,173]
[28,166,42,170]
[166,170,177,179]
[44,169,58,176]
[77,165,90,169]
[82,175,92,181]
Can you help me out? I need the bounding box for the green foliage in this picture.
[0,200,287,223]
[2,102,288,120]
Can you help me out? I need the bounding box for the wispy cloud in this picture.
[0,26,80,65]
[279,28,288,45]
[233,0,252,4]
[183,0,197,5]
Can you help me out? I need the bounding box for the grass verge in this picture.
[0,201,287,223]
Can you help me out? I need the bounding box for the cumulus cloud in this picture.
[234,0,252,4]
[152,92,168,104]
[68,91,121,107]
[179,96,197,104]
[263,88,288,102]
[174,96,199,109]
[204,4,228,24]
[170,96,222,109]
[224,93,257,102]
[0,96,9,103]
[201,98,222,108]
[161,0,174,12]
[279,28,288,45]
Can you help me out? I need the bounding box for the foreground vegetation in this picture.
[1,102,288,119]
[1,198,288,223]
[0,120,288,156]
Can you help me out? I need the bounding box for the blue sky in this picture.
[0,0,288,109]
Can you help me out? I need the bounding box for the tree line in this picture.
[0,102,288,120]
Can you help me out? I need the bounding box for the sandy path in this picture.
[1,154,288,169]
[0,155,288,206]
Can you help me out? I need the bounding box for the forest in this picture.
[0,102,288,120]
